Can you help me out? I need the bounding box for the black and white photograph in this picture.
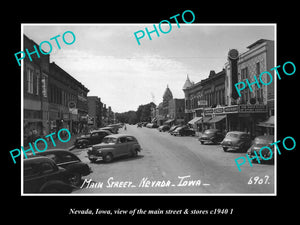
[21,24,276,195]
[3,4,298,221]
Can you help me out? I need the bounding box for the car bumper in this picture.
[221,144,240,150]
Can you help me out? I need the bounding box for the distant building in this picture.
[87,96,103,128]
[183,70,226,132]
[168,98,185,125]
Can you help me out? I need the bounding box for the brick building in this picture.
[87,96,103,128]
[48,62,89,135]
[23,35,50,145]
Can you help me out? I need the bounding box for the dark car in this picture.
[74,129,111,149]
[24,157,73,193]
[87,134,142,163]
[137,123,143,128]
[158,125,170,132]
[247,135,274,163]
[221,131,252,152]
[199,129,224,144]
[30,149,92,186]
[172,126,195,136]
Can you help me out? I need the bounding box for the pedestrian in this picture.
[124,124,127,130]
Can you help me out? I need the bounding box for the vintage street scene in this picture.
[22,24,275,195]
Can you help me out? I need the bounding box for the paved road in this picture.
[72,125,275,195]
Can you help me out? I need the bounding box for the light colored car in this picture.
[87,134,142,163]
[221,131,252,152]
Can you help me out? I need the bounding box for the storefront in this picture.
[203,104,268,137]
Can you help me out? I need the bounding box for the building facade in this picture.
[168,98,185,125]
[23,35,50,145]
[224,39,274,135]
[48,62,89,135]
[87,96,103,128]
[183,70,226,132]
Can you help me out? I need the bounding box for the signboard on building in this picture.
[239,104,267,113]
[197,100,207,106]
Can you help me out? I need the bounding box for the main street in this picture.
[72,125,275,195]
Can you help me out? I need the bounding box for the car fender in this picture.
[100,148,115,156]
[39,180,73,193]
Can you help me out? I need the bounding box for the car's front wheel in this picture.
[131,149,138,157]
[69,172,82,186]
[223,147,228,152]
[103,153,113,163]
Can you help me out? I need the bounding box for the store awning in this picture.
[188,117,202,125]
[165,119,175,124]
[202,117,212,124]
[207,115,226,123]
[258,116,274,128]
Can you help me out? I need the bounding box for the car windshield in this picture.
[102,137,117,144]
[204,130,215,134]
[226,133,239,138]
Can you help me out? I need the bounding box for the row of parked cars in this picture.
[139,123,197,137]
[155,124,274,163]
[199,129,275,163]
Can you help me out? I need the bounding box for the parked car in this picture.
[101,126,118,134]
[107,124,120,132]
[199,129,225,144]
[247,135,274,163]
[24,157,74,193]
[146,123,158,128]
[87,134,142,163]
[158,125,170,132]
[168,125,181,134]
[74,129,111,149]
[29,149,92,186]
[221,131,252,152]
[172,126,195,136]
[137,123,142,128]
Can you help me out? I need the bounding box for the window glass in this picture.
[126,136,135,142]
[119,137,127,143]
[40,162,55,174]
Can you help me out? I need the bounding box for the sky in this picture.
[23,24,275,113]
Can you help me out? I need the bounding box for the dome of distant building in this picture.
[163,84,173,101]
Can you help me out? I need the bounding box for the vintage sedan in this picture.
[247,135,274,163]
[24,157,74,193]
[221,131,252,152]
[30,149,92,186]
[74,129,111,149]
[199,129,224,144]
[87,134,142,163]
[172,126,195,136]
